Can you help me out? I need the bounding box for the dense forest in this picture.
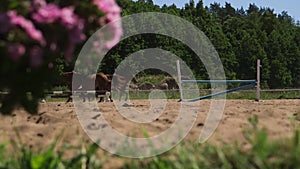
[93,0,300,89]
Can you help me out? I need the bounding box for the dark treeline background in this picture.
[95,0,300,89]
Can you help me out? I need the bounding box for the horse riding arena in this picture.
[0,99,299,168]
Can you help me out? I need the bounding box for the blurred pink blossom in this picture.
[106,12,121,22]
[93,0,121,18]
[60,7,78,29]
[30,2,87,60]
[30,46,44,67]
[69,25,86,44]
[32,4,84,31]
[8,43,26,61]
[8,11,46,46]
[65,24,86,60]
[32,4,61,23]
[93,0,123,49]
[6,0,122,65]
[64,17,85,60]
[105,20,123,48]
[61,7,86,56]
[33,0,46,7]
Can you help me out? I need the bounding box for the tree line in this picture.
[96,0,300,89]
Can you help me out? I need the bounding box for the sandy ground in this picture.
[0,99,300,168]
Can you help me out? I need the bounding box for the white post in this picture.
[177,60,183,101]
[256,59,261,101]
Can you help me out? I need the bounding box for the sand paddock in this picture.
[1,99,299,168]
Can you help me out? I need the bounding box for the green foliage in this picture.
[0,138,103,169]
[135,74,167,85]
[123,116,300,169]
[112,0,300,90]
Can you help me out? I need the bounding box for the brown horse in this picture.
[94,73,112,102]
[61,72,111,102]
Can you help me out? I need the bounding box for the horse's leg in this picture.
[66,94,72,103]
[109,92,113,102]
[125,91,128,101]
[98,95,104,102]
[82,93,86,102]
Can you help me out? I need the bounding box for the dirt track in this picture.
[0,99,299,168]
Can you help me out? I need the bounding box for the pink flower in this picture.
[60,7,78,29]
[63,17,85,60]
[8,11,46,46]
[8,43,26,61]
[28,28,44,43]
[32,4,61,23]
[93,0,121,23]
[93,0,121,16]
[65,22,86,61]
[93,0,123,49]
[105,20,123,48]
[69,26,86,44]
[30,46,44,67]
[106,12,121,22]
[61,10,85,60]
[30,2,86,61]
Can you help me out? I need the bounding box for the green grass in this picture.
[0,137,103,169]
[123,116,300,169]
[126,90,300,100]
[45,98,69,102]
[44,90,300,102]
[1,116,300,169]
[135,74,168,85]
[49,86,69,92]
[227,90,300,100]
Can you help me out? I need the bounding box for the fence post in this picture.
[176,60,183,101]
[256,59,261,101]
